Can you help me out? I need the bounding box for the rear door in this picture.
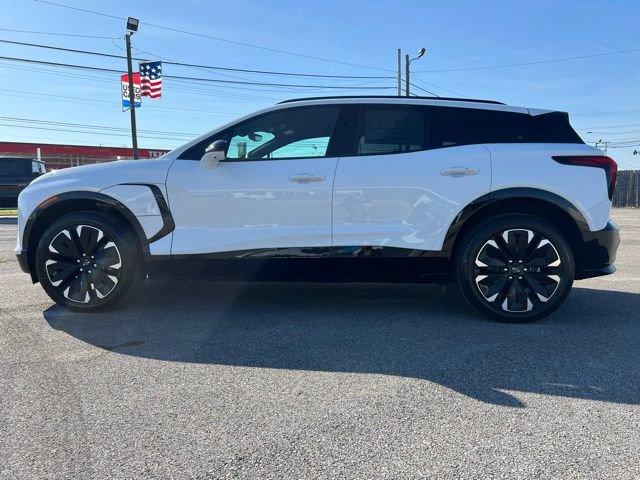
[332,104,492,253]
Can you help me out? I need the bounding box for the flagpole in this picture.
[125,30,139,160]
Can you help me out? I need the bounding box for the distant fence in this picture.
[613,170,640,207]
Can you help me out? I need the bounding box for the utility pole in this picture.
[595,139,608,155]
[404,48,427,98]
[397,49,402,96]
[125,17,140,159]
[405,54,410,97]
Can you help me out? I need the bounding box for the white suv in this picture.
[15,96,619,322]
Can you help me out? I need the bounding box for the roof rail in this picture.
[277,95,505,105]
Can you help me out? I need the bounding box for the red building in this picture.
[0,142,170,170]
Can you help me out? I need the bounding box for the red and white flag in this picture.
[139,61,162,99]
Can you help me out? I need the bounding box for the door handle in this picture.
[289,174,325,184]
[440,167,479,177]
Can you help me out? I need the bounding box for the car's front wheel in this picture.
[35,211,139,311]
[455,215,575,322]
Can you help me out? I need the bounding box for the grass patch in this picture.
[0,208,17,216]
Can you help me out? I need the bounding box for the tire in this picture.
[455,214,575,323]
[35,211,139,311]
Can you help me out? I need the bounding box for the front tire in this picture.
[455,215,575,323]
[35,211,139,311]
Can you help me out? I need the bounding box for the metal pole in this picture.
[125,32,139,160]
[397,49,402,96]
[405,54,410,97]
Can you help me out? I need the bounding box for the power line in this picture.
[414,48,640,73]
[0,54,395,89]
[0,87,245,115]
[0,38,393,79]
[0,122,191,142]
[576,122,640,129]
[573,109,640,117]
[0,27,117,39]
[0,115,199,136]
[34,0,394,73]
[580,128,640,135]
[408,82,439,97]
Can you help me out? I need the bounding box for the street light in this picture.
[125,17,140,159]
[405,47,427,97]
[126,17,139,32]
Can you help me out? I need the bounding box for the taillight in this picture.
[552,155,618,200]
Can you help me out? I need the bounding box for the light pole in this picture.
[397,48,402,96]
[125,17,139,160]
[405,47,426,97]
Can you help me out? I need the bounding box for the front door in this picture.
[167,105,341,256]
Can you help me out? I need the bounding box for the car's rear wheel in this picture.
[35,211,139,311]
[455,215,575,322]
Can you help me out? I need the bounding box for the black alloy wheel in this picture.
[44,224,122,304]
[456,215,575,322]
[36,212,138,310]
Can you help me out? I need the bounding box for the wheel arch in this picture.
[444,188,588,266]
[23,191,148,282]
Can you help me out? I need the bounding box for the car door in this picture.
[167,105,341,256]
[332,104,492,254]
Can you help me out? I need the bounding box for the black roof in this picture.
[278,95,504,105]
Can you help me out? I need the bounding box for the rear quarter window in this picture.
[437,107,583,144]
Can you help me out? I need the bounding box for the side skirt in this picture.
[146,256,451,283]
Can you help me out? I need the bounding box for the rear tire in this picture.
[35,211,139,311]
[455,214,575,323]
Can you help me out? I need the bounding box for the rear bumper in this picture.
[575,220,620,280]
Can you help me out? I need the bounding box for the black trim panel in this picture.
[16,248,29,273]
[20,185,175,276]
[442,188,590,253]
[146,256,450,283]
[121,183,175,243]
[575,220,619,279]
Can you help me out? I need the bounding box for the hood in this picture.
[30,157,173,193]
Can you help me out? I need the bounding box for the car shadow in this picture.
[43,281,640,408]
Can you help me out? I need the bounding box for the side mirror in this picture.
[200,140,228,169]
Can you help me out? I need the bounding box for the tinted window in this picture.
[357,106,426,155]
[437,107,583,144]
[427,109,468,149]
[0,158,30,177]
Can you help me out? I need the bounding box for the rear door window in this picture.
[427,109,468,149]
[356,106,427,155]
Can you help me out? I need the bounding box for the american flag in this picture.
[139,61,162,99]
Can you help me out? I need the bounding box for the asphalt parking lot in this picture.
[1,210,639,479]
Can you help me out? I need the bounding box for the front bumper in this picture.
[575,220,620,280]
[16,248,30,274]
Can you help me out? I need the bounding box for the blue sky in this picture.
[1,0,639,168]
